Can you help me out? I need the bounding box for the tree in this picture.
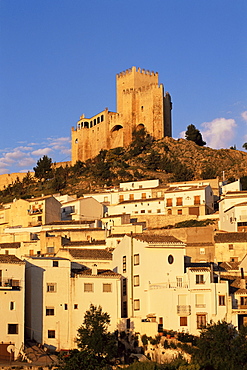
[185,124,206,146]
[242,142,247,150]
[193,321,247,370]
[33,155,53,181]
[59,305,117,369]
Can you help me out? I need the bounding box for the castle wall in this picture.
[71,66,172,164]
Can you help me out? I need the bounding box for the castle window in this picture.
[75,139,78,143]
[101,115,104,122]
[97,117,100,123]
[90,121,92,127]
[141,106,144,111]
[84,121,89,128]
[94,119,96,126]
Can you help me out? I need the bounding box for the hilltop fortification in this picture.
[71,66,172,163]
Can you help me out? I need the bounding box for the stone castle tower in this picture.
[71,66,172,164]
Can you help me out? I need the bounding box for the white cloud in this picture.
[200,118,237,149]
[31,148,52,156]
[241,111,247,122]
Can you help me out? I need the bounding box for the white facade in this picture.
[219,191,247,231]
[112,235,228,336]
[107,198,164,216]
[25,256,121,351]
[164,185,214,217]
[0,255,25,361]
[61,197,104,221]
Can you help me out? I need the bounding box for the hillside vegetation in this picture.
[1,129,247,204]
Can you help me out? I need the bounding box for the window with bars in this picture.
[84,283,93,292]
[103,283,112,292]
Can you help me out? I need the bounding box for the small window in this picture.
[123,256,126,273]
[48,330,55,338]
[103,283,112,292]
[176,197,183,206]
[166,198,173,207]
[46,307,55,316]
[53,261,59,267]
[200,248,205,255]
[123,278,127,296]
[134,254,140,265]
[10,301,15,310]
[134,275,140,287]
[168,255,174,264]
[229,244,234,250]
[157,209,161,213]
[177,209,182,215]
[8,324,18,334]
[196,275,204,284]
[64,304,68,310]
[197,314,206,329]
[134,299,140,311]
[180,317,187,326]
[141,210,145,213]
[47,283,57,292]
[74,304,78,309]
[84,283,93,292]
[101,115,104,122]
[47,247,54,254]
[38,216,42,222]
[219,295,225,306]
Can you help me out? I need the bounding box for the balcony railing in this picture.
[177,305,191,316]
[28,209,43,215]
[0,279,21,290]
[150,282,188,290]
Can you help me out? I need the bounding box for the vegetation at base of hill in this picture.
[57,313,247,370]
[174,219,216,228]
[1,127,247,204]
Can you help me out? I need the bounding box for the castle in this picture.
[71,66,172,164]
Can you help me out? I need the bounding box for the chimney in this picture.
[92,264,98,275]
[240,268,246,289]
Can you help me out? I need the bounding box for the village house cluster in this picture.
[1,177,247,361]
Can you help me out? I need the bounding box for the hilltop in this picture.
[1,134,247,203]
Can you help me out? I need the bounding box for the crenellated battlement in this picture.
[117,66,158,78]
[122,83,162,95]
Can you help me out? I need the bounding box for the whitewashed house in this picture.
[0,255,25,361]
[25,256,121,351]
[112,234,228,336]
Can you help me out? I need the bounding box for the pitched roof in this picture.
[132,234,185,245]
[67,248,112,260]
[214,232,247,243]
[64,240,106,247]
[0,254,24,264]
[73,268,120,278]
[219,261,240,271]
[0,242,21,249]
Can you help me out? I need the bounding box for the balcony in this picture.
[150,282,188,290]
[177,305,191,316]
[0,279,21,290]
[28,209,43,215]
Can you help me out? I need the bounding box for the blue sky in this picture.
[0,0,246,175]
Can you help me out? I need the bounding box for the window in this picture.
[219,295,226,306]
[240,296,247,307]
[196,275,204,284]
[180,317,188,326]
[123,278,127,296]
[141,193,146,199]
[229,244,234,250]
[134,299,140,311]
[8,324,18,334]
[122,301,128,318]
[119,195,124,202]
[74,304,78,309]
[47,283,57,292]
[103,283,112,292]
[123,256,126,273]
[141,210,145,213]
[46,307,54,316]
[134,254,140,265]
[200,248,205,255]
[129,194,134,200]
[177,209,182,215]
[84,283,93,292]
[176,197,183,206]
[197,314,206,329]
[194,196,201,205]
[64,304,68,310]
[176,277,183,288]
[168,254,174,264]
[53,260,59,267]
[166,198,172,207]
[167,208,172,215]
[10,301,15,310]
[47,247,54,254]
[134,275,140,286]
[196,294,205,308]
[48,330,55,338]
[157,209,161,213]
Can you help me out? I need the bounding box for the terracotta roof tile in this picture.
[74,268,120,277]
[64,240,106,247]
[0,254,24,264]
[0,242,21,249]
[132,234,185,245]
[67,248,112,260]
[215,232,247,243]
